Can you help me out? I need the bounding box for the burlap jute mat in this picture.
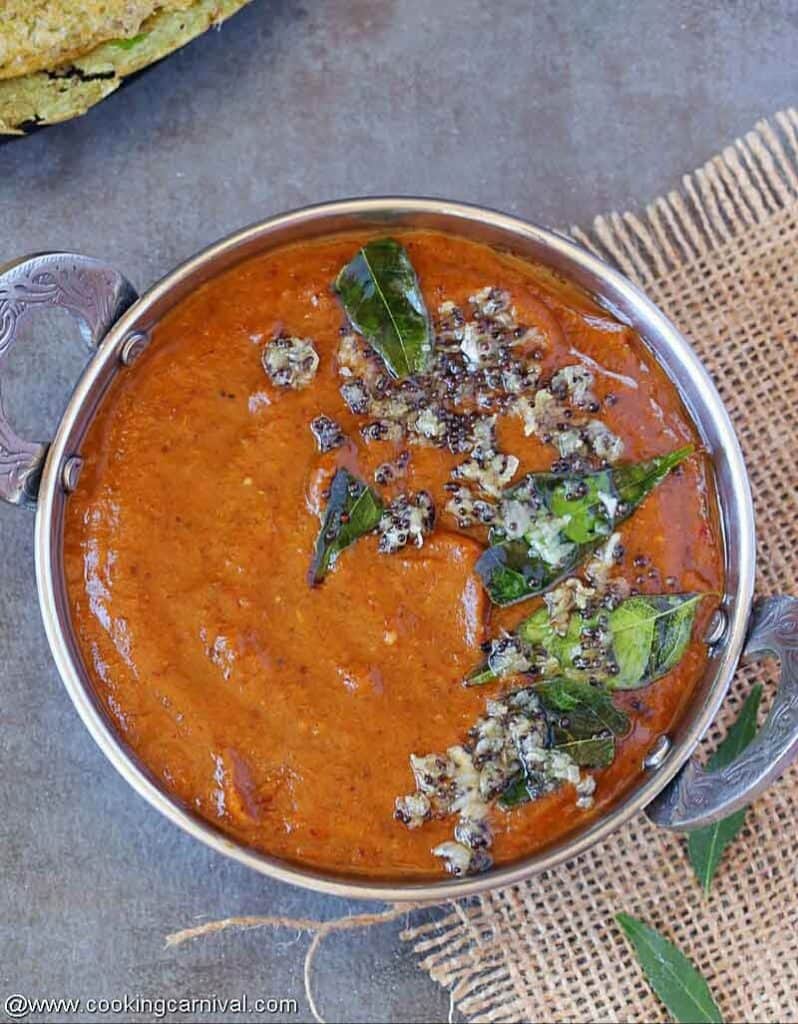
[402,109,798,1024]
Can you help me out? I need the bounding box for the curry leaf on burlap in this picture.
[616,914,723,1023]
[687,684,764,894]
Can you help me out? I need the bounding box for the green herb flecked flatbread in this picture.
[0,2,195,80]
[0,0,251,134]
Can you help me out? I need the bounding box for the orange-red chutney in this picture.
[64,230,724,879]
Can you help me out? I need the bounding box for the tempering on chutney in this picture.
[64,230,724,879]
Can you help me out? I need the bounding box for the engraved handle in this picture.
[646,595,798,829]
[0,252,137,506]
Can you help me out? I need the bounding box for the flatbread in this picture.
[0,2,195,80]
[0,0,251,134]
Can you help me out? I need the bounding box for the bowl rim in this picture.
[34,196,756,900]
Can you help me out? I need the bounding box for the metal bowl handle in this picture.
[0,252,137,507]
[647,595,798,830]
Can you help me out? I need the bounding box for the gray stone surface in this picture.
[0,1,794,1021]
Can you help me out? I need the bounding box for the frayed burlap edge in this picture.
[401,109,798,1024]
[570,109,798,279]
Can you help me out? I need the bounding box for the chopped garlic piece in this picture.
[262,336,319,389]
[377,492,435,553]
[454,451,519,498]
[524,513,575,567]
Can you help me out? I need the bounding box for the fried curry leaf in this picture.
[554,735,616,768]
[497,772,532,809]
[475,446,693,606]
[537,679,630,738]
[540,680,627,769]
[608,593,704,690]
[519,606,585,675]
[334,237,432,378]
[474,539,553,606]
[470,593,704,691]
[616,913,723,1023]
[464,613,583,688]
[309,468,383,583]
[687,684,763,894]
[497,681,628,807]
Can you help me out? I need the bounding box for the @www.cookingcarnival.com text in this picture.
[3,993,299,1019]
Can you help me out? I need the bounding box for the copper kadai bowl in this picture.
[1,198,796,901]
